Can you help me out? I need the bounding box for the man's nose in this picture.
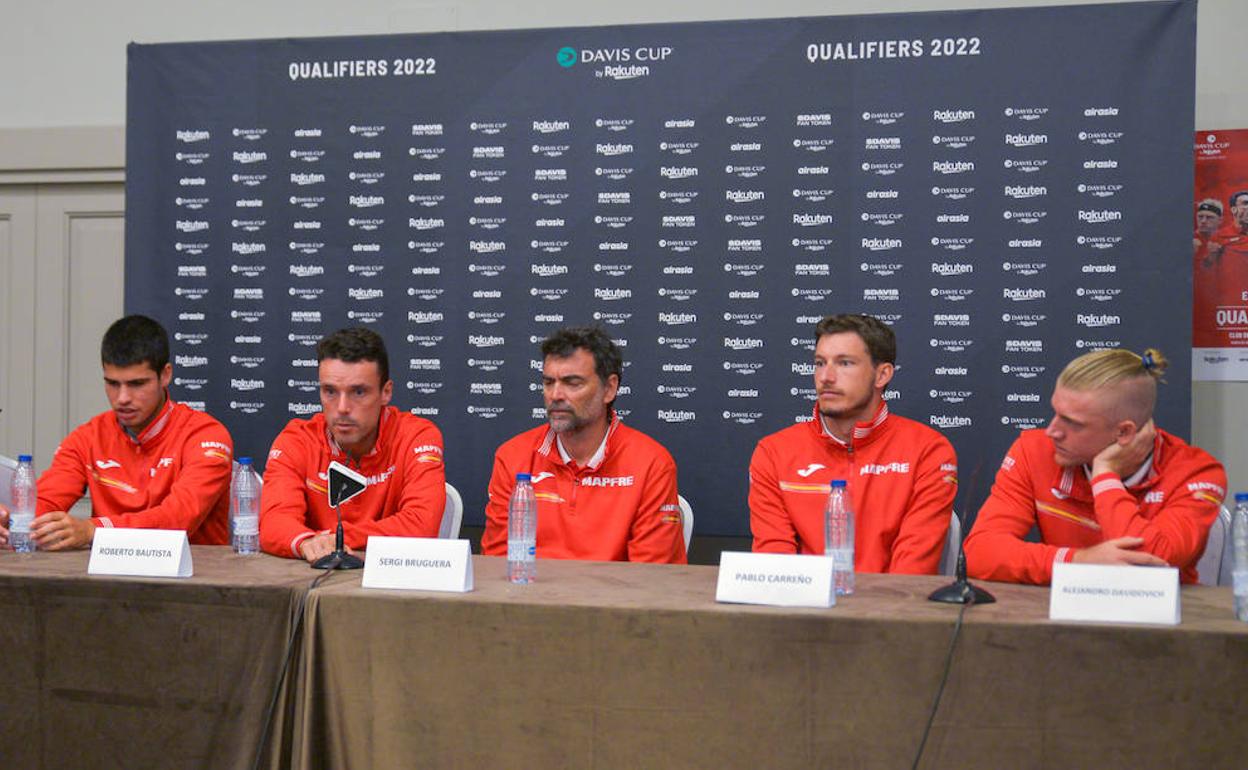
[1044,416,1061,439]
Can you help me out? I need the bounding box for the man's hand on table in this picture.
[30,511,96,551]
[1072,536,1167,567]
[298,531,359,564]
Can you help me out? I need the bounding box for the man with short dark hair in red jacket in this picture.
[0,314,233,550]
[259,327,445,562]
[749,314,958,573]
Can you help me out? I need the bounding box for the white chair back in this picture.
[439,482,464,539]
[0,454,17,509]
[678,494,693,551]
[1197,505,1232,586]
[938,512,962,576]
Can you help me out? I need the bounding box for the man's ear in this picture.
[874,362,895,390]
[602,373,620,406]
[1114,419,1138,445]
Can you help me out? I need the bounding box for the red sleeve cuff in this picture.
[290,530,319,557]
[1089,472,1127,497]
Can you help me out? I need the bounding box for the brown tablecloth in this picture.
[0,546,324,769]
[292,556,1248,769]
[6,550,1246,768]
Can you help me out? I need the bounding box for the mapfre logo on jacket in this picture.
[858,462,911,476]
[580,475,634,487]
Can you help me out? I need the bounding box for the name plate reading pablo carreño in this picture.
[88,528,193,578]
[716,551,836,608]
[362,536,473,592]
[1050,562,1180,625]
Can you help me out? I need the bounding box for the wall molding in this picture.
[0,126,124,183]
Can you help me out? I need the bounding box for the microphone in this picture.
[929,461,995,605]
[312,460,367,570]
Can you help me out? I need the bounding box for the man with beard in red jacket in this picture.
[749,314,958,573]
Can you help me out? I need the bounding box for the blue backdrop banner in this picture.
[125,1,1196,536]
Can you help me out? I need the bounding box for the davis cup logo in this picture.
[557,47,577,67]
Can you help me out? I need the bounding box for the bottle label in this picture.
[1234,570,1248,597]
[234,514,259,536]
[830,548,853,571]
[9,512,34,534]
[507,540,535,561]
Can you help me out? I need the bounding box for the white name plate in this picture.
[362,536,473,593]
[1050,562,1180,625]
[88,528,193,578]
[716,551,835,608]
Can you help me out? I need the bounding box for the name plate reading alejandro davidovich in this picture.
[1050,562,1180,625]
[716,551,836,608]
[362,536,473,592]
[88,528,193,578]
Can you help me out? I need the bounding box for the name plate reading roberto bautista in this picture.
[716,551,835,608]
[362,536,473,592]
[88,528,193,578]
[1050,562,1180,626]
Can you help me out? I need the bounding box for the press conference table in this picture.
[2,548,1246,769]
[0,547,313,769]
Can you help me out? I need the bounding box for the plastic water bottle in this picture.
[231,457,260,555]
[1232,493,1248,621]
[824,479,855,596]
[507,473,537,583]
[9,454,37,553]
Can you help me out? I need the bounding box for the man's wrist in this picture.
[1090,471,1127,497]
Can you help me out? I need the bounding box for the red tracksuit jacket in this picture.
[36,397,233,544]
[259,406,446,557]
[749,403,958,573]
[482,414,686,563]
[964,428,1226,585]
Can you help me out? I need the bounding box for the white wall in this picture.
[1,0,1245,491]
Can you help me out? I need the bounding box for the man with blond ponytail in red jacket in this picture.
[964,347,1227,585]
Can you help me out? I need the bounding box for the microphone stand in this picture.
[312,479,364,570]
[929,461,994,604]
[928,550,995,604]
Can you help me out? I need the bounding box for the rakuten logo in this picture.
[1077,209,1123,224]
[659,312,697,326]
[1076,313,1121,328]
[657,410,696,423]
[1003,288,1046,301]
[723,337,763,351]
[1005,133,1047,147]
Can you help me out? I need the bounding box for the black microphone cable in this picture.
[910,587,973,770]
[250,566,337,770]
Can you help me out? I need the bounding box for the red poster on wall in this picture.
[1194,129,1248,380]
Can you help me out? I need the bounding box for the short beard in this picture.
[818,392,875,422]
[548,414,586,434]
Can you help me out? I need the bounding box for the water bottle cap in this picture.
[830,479,847,488]
[238,457,253,466]
[18,454,32,463]
[1236,492,1248,503]
[516,473,531,481]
